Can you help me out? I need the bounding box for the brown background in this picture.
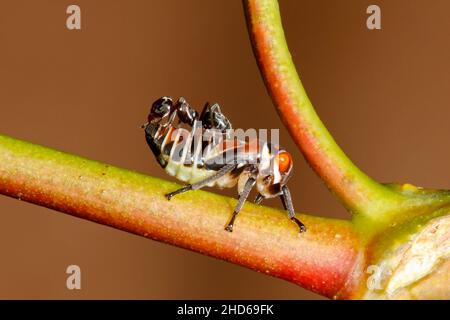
[0,0,449,299]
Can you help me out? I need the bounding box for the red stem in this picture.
[0,134,362,298]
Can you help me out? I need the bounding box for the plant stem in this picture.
[0,133,363,298]
[243,0,403,216]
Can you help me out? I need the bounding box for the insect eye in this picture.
[275,152,292,174]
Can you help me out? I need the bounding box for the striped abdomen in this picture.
[146,124,243,188]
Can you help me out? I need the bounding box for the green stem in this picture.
[0,133,363,299]
[243,0,403,216]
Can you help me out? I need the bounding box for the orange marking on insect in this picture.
[276,152,292,173]
[166,127,188,143]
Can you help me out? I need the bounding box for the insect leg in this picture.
[281,185,307,233]
[225,176,256,232]
[254,193,264,204]
[165,163,237,200]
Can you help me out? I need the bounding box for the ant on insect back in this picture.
[143,96,306,233]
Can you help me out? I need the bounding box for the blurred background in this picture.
[0,0,449,299]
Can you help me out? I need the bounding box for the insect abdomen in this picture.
[164,159,215,184]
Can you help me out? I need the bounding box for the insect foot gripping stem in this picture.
[291,218,307,233]
[224,212,237,232]
[165,185,192,200]
[281,186,306,233]
[225,176,257,232]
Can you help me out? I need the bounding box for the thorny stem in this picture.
[0,134,362,299]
